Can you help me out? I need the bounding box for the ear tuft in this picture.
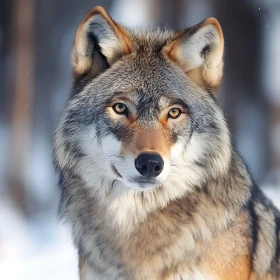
[164,17,224,94]
[72,6,132,77]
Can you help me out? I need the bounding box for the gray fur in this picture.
[53,7,280,280]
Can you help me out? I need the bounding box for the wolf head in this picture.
[54,6,231,195]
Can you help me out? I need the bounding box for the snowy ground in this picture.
[0,186,279,280]
[263,185,280,209]
[0,229,78,280]
[0,197,78,280]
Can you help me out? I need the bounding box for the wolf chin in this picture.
[53,6,280,280]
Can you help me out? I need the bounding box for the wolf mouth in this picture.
[129,177,157,184]
[111,164,122,178]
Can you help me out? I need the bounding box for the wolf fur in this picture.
[53,6,280,280]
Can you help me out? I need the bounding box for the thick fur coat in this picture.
[53,6,280,280]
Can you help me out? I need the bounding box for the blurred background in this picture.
[1,0,280,279]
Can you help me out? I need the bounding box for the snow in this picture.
[0,234,78,280]
[0,197,78,280]
[263,185,280,209]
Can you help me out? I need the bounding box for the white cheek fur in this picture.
[100,135,121,156]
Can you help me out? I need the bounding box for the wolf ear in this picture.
[72,6,132,77]
[164,18,224,94]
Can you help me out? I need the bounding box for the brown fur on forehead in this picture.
[120,125,173,157]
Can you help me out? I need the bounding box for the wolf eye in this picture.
[168,108,181,119]
[112,103,128,116]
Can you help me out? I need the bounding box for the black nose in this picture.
[135,153,164,177]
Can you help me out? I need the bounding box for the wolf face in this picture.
[54,7,231,195]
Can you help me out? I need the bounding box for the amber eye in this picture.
[112,103,128,116]
[168,108,182,119]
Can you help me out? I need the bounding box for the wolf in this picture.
[53,6,280,280]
